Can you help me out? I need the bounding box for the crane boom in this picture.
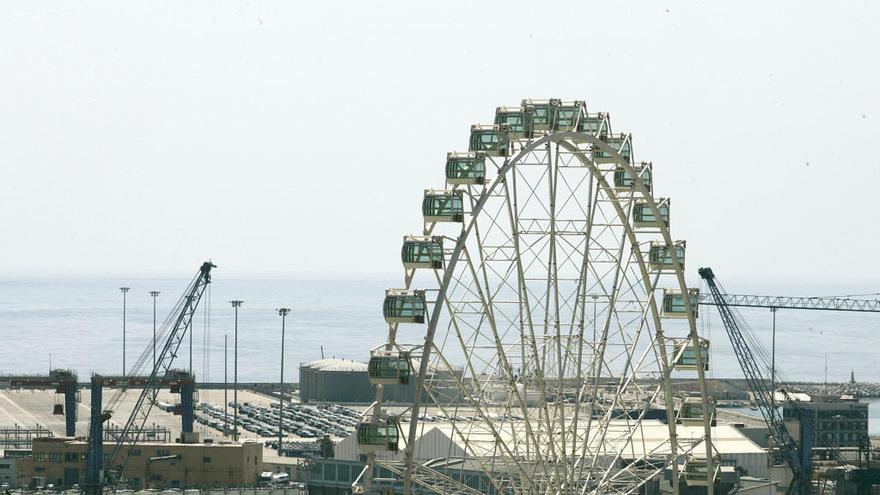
[697,293,880,312]
[698,267,810,495]
[84,261,215,494]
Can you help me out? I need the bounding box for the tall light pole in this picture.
[834,414,844,458]
[277,308,291,454]
[230,300,243,441]
[150,291,160,371]
[591,294,599,345]
[120,287,130,376]
[224,334,229,437]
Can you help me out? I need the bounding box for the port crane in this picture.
[0,369,79,436]
[696,283,880,399]
[699,267,813,495]
[698,268,880,495]
[697,293,880,312]
[86,369,197,440]
[83,261,215,495]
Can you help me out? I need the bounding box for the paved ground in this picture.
[0,387,208,439]
[0,387,363,446]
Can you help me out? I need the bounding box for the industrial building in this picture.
[299,359,374,404]
[308,419,770,494]
[336,420,770,479]
[305,456,502,495]
[783,394,869,452]
[0,450,29,488]
[16,437,263,490]
[299,359,418,404]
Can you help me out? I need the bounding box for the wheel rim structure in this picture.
[356,99,715,495]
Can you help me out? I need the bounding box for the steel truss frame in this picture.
[359,104,713,495]
[697,293,880,312]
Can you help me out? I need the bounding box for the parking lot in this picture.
[0,387,361,446]
[195,397,359,442]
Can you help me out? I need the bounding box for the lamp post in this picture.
[277,308,291,453]
[230,300,243,441]
[833,414,844,459]
[120,287,130,376]
[591,294,599,345]
[150,291,160,370]
[224,334,229,437]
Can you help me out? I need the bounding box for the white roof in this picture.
[301,358,340,369]
[303,358,369,372]
[775,391,811,402]
[334,419,765,463]
[316,360,368,372]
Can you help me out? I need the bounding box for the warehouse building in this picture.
[299,359,419,404]
[309,419,769,494]
[305,456,503,495]
[783,394,869,455]
[0,451,28,488]
[17,437,263,490]
[334,420,770,478]
[299,359,374,404]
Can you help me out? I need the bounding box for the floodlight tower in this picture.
[277,307,291,453]
[230,299,243,441]
[150,291,160,370]
[120,287,130,376]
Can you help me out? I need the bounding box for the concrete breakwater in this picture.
[670,378,880,399]
[783,381,880,398]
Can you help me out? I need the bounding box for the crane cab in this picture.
[552,100,586,131]
[681,455,721,487]
[578,112,610,138]
[632,198,670,229]
[648,241,686,272]
[423,189,464,223]
[401,236,443,270]
[469,124,510,157]
[495,106,533,139]
[445,152,486,185]
[357,418,400,452]
[672,337,709,371]
[662,288,699,319]
[383,289,426,324]
[614,162,652,192]
[592,133,632,164]
[678,396,713,426]
[522,98,560,132]
[368,351,413,385]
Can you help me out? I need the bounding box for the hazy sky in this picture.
[2,1,878,286]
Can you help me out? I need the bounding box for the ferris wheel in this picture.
[354,99,717,495]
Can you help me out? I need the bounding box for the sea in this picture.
[1,277,878,429]
[0,277,394,384]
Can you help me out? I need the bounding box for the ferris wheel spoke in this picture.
[545,144,571,480]
[365,104,712,495]
[500,169,573,484]
[591,435,673,495]
[560,143,689,495]
[422,337,545,492]
[574,163,649,479]
[561,166,601,479]
[435,250,557,488]
[512,163,552,222]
